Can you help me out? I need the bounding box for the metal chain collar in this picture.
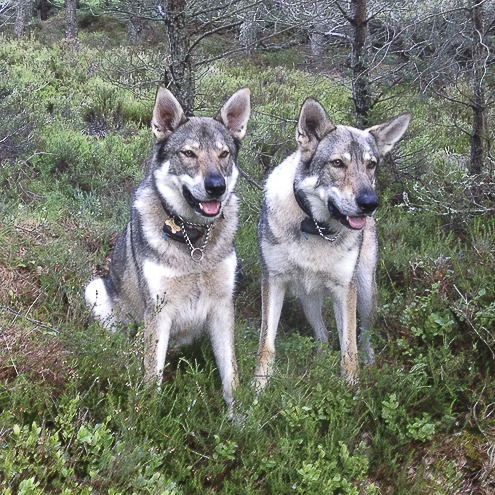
[179,217,214,262]
[313,218,340,243]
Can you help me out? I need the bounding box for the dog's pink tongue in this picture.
[200,201,221,216]
[347,216,366,229]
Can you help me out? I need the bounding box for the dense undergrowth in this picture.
[1,16,495,495]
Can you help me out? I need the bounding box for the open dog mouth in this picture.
[346,216,367,229]
[328,199,367,230]
[199,201,221,216]
[183,186,222,217]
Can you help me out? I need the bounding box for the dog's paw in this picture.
[252,373,270,392]
[225,400,247,425]
[362,346,375,366]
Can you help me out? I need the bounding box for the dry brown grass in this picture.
[405,432,495,495]
[0,318,71,391]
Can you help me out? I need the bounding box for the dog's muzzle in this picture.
[356,190,379,215]
[182,175,225,217]
[328,190,379,231]
[204,174,226,198]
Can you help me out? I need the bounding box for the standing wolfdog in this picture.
[85,87,251,412]
[254,98,410,388]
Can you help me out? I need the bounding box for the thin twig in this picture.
[237,164,263,190]
[0,305,60,333]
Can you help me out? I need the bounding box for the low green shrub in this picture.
[1,402,181,495]
[2,29,495,495]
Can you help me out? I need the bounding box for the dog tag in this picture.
[165,218,181,234]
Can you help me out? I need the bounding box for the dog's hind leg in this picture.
[356,274,376,365]
[208,302,238,416]
[254,273,285,390]
[355,229,378,365]
[299,292,329,344]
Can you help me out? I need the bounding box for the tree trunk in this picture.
[239,6,258,55]
[350,0,371,127]
[65,0,78,39]
[309,25,326,58]
[469,0,487,176]
[160,0,194,116]
[127,0,146,44]
[39,0,49,21]
[14,0,33,38]
[128,16,145,44]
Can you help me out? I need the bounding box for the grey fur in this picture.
[86,87,251,413]
[254,98,410,388]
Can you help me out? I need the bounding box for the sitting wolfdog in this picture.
[254,97,410,388]
[85,87,251,412]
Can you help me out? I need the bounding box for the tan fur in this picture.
[254,98,410,388]
[86,88,251,415]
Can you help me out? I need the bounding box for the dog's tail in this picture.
[85,278,117,331]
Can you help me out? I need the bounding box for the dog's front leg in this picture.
[332,282,358,384]
[143,309,171,387]
[254,273,286,390]
[207,302,238,415]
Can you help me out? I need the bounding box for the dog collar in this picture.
[160,199,214,262]
[293,185,341,243]
[162,218,205,243]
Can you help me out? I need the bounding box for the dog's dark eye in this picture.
[219,150,229,159]
[367,160,377,170]
[181,150,196,158]
[331,159,345,169]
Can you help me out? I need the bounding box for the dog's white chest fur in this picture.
[141,252,237,345]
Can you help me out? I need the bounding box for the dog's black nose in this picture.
[356,190,379,213]
[205,174,226,197]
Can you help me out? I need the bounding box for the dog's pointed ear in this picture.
[215,88,251,140]
[297,98,336,161]
[367,113,411,155]
[152,87,188,141]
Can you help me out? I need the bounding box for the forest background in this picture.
[1,1,495,493]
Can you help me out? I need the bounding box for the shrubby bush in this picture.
[1,23,494,495]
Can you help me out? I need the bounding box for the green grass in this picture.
[1,27,495,495]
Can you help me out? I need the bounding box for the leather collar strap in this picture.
[159,199,207,245]
[162,219,205,244]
